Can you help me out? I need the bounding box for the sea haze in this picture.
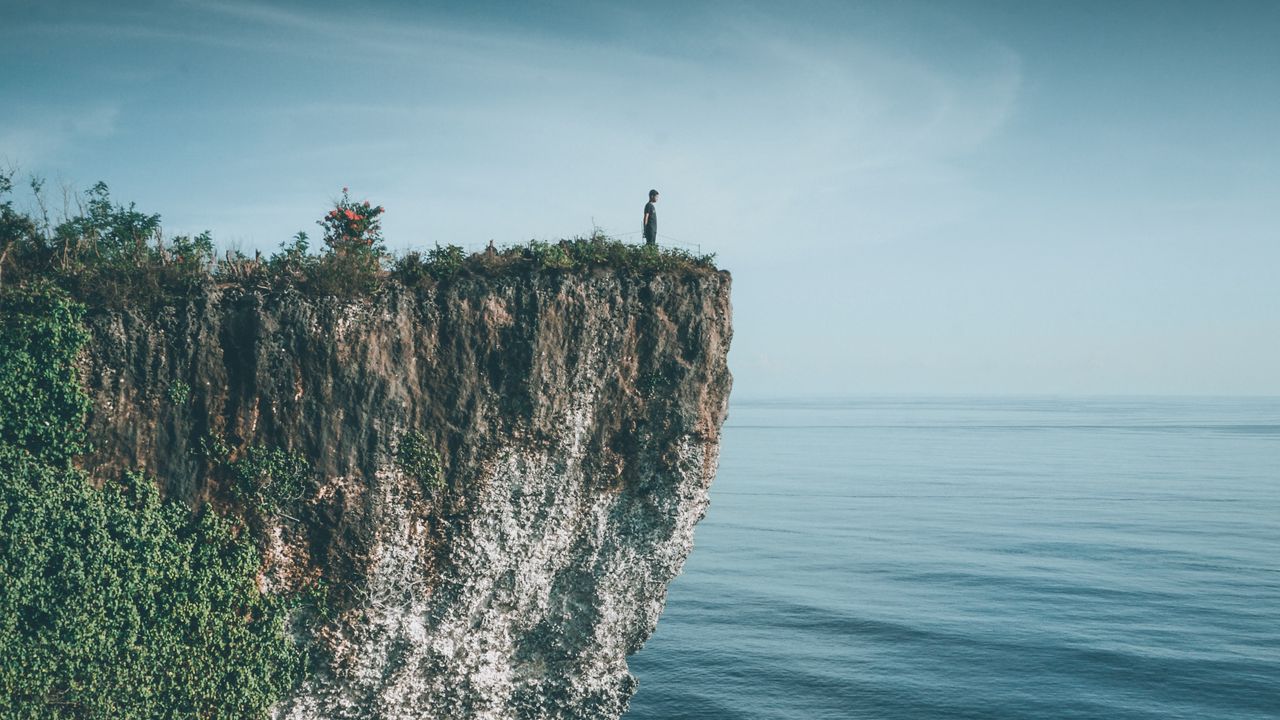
[627,397,1280,719]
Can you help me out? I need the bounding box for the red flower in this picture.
[345,209,358,220]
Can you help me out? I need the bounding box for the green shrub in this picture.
[528,240,573,270]
[396,431,442,494]
[390,250,430,285]
[0,175,40,289]
[305,248,382,298]
[196,432,231,463]
[267,232,315,282]
[166,379,190,406]
[228,446,311,515]
[425,244,467,279]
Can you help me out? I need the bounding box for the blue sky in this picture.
[3,0,1277,396]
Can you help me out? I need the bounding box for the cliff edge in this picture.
[79,268,733,719]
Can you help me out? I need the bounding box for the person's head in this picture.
[649,189,659,202]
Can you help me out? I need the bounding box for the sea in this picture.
[625,397,1280,720]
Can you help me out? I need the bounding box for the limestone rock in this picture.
[79,269,732,719]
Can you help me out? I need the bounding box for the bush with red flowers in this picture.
[317,187,385,258]
[306,187,387,296]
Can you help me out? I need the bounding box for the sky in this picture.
[2,0,1277,397]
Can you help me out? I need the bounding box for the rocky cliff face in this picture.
[78,268,732,719]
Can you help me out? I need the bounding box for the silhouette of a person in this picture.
[643,189,659,246]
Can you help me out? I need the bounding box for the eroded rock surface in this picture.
[79,269,732,719]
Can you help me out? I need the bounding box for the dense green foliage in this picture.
[0,176,215,307]
[396,431,443,495]
[0,286,303,718]
[0,458,303,718]
[0,286,90,465]
[197,435,311,516]
[393,231,718,283]
[0,172,718,306]
[228,446,311,516]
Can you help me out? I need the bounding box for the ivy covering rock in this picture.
[0,286,303,718]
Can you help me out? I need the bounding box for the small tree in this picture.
[310,188,387,296]
[318,187,385,258]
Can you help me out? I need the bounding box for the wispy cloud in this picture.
[0,104,120,167]
[4,0,1024,254]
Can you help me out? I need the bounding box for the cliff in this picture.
[77,268,732,719]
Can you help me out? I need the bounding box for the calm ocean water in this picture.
[626,397,1280,719]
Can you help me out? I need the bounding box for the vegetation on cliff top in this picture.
[0,285,304,718]
[0,172,719,308]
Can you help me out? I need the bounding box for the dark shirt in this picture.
[643,201,657,240]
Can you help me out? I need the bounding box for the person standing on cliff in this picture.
[643,189,659,246]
